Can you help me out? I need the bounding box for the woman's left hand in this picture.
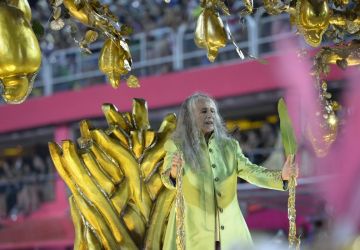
[281,155,299,181]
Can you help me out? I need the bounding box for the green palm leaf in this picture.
[278,98,298,156]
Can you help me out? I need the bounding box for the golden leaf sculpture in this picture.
[0,0,41,104]
[49,99,177,249]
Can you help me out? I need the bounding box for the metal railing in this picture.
[30,9,296,98]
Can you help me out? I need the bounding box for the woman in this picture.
[160,93,297,250]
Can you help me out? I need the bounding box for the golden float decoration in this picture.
[50,0,138,88]
[314,41,360,75]
[49,99,177,249]
[261,0,360,48]
[194,0,228,62]
[63,0,91,26]
[296,0,330,47]
[0,0,41,104]
[99,39,132,88]
[193,0,360,65]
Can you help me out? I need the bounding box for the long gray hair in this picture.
[171,93,229,171]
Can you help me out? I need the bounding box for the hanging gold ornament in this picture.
[194,2,227,62]
[296,0,331,47]
[98,38,132,88]
[77,29,99,54]
[53,0,138,89]
[63,0,90,26]
[333,44,360,64]
[61,0,123,36]
[313,41,360,76]
[126,75,140,88]
[49,99,177,249]
[0,1,41,104]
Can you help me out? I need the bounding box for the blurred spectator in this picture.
[241,129,261,162]
[230,121,280,165]
[257,122,277,162]
[0,146,55,220]
[0,161,9,218]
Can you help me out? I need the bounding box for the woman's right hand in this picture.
[170,152,183,179]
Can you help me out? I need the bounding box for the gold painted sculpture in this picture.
[296,0,330,47]
[49,99,177,249]
[48,0,360,86]
[194,0,228,62]
[63,0,91,26]
[0,0,41,104]
[314,41,360,76]
[50,0,138,89]
[262,0,360,48]
[99,39,132,88]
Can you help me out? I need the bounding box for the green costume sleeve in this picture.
[234,140,287,191]
[160,139,178,190]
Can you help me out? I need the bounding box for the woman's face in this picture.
[195,98,216,135]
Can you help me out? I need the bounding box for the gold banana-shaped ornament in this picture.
[0,0,41,104]
[99,38,132,88]
[61,0,137,89]
[194,0,227,62]
[49,99,177,249]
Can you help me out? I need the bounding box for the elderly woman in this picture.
[160,93,297,250]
